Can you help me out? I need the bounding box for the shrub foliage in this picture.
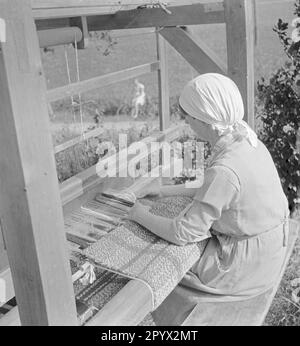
[257,0,300,212]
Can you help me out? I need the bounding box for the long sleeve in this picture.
[130,166,240,246]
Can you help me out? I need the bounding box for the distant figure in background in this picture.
[128,73,290,325]
[131,79,146,119]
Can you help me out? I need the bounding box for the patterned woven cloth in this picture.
[70,250,129,324]
[83,196,207,310]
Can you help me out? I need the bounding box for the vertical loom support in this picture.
[70,16,89,49]
[156,31,170,131]
[224,0,255,129]
[0,0,77,325]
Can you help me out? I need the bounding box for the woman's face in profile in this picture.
[179,105,212,142]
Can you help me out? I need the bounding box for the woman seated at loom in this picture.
[127,73,290,325]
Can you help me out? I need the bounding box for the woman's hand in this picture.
[126,201,151,222]
[135,179,162,199]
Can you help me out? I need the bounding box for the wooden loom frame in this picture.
[0,0,255,325]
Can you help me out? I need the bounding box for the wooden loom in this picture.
[0,0,258,326]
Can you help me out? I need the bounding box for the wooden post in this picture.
[0,0,77,325]
[70,16,89,49]
[224,0,255,129]
[156,31,170,131]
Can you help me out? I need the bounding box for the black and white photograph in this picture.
[0,0,299,330]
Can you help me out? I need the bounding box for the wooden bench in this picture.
[182,219,300,326]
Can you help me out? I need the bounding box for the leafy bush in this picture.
[257,0,300,213]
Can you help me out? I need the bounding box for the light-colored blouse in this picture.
[131,134,289,325]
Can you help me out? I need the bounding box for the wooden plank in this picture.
[54,126,104,154]
[47,62,159,103]
[86,280,152,326]
[110,28,156,38]
[87,3,225,31]
[160,27,227,75]
[183,219,300,326]
[0,0,77,325]
[224,0,255,129]
[31,0,205,8]
[31,0,140,18]
[35,18,71,30]
[182,25,227,74]
[31,1,224,21]
[33,7,129,19]
[31,0,139,19]
[156,32,170,131]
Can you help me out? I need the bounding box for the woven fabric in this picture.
[83,196,207,310]
[71,251,129,324]
[75,269,129,313]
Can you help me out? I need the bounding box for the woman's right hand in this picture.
[135,179,162,199]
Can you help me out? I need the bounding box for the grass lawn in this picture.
[265,228,300,326]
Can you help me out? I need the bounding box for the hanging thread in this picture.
[64,47,77,123]
[74,34,85,141]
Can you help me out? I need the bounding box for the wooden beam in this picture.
[87,3,225,31]
[0,0,77,325]
[86,280,152,326]
[33,7,127,19]
[160,27,227,75]
[38,27,83,48]
[47,62,160,103]
[70,16,89,49]
[156,32,170,131]
[35,18,71,31]
[31,0,138,18]
[54,126,104,154]
[31,1,225,22]
[33,3,224,31]
[31,0,205,8]
[224,0,255,129]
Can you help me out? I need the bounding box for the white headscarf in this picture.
[179,73,258,147]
